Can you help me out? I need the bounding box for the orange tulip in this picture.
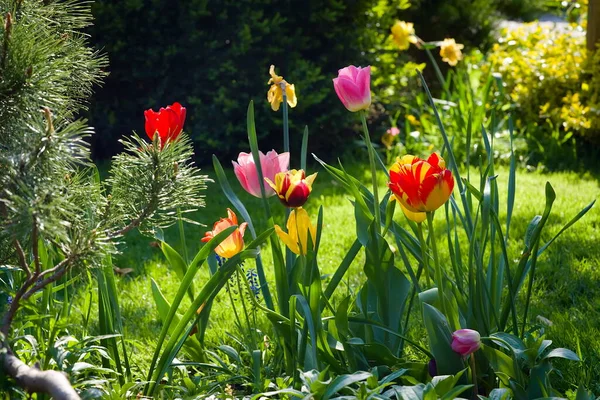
[388,153,454,213]
[201,208,247,259]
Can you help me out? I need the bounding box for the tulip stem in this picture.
[360,110,381,233]
[469,354,478,399]
[416,223,431,288]
[426,211,447,318]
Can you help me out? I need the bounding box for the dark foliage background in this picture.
[86,0,547,164]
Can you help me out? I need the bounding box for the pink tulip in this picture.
[233,150,290,198]
[332,65,372,112]
[451,329,481,356]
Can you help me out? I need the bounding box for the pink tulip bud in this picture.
[233,150,290,198]
[332,65,371,112]
[451,329,481,356]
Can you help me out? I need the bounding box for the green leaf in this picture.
[421,303,464,376]
[481,345,518,382]
[160,241,193,299]
[301,125,309,171]
[543,348,580,362]
[212,154,274,311]
[322,371,372,400]
[145,225,256,394]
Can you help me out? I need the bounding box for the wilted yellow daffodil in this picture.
[274,207,317,255]
[391,21,418,51]
[439,38,464,66]
[267,65,297,111]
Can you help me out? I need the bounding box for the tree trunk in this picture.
[588,0,600,52]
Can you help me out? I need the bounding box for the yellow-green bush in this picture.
[484,12,600,167]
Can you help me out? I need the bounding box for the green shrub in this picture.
[88,0,541,162]
[484,6,600,169]
[87,0,386,160]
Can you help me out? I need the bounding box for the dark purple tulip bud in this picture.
[428,359,437,377]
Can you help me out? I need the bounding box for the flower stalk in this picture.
[360,110,381,232]
[427,211,448,318]
[416,223,431,287]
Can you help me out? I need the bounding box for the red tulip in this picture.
[144,102,187,147]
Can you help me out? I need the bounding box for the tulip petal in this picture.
[399,201,426,223]
[275,225,300,255]
[338,65,360,80]
[333,77,368,112]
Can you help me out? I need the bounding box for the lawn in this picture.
[80,160,600,392]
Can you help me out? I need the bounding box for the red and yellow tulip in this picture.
[274,207,317,255]
[201,208,247,259]
[265,169,317,208]
[388,153,454,213]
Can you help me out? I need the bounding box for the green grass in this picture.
[75,161,600,392]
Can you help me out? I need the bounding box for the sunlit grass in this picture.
[75,162,600,392]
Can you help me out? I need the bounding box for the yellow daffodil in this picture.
[439,38,464,66]
[391,21,418,51]
[267,65,297,111]
[274,207,317,255]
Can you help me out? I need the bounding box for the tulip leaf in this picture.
[527,360,553,399]
[159,241,193,300]
[481,345,519,383]
[323,239,361,302]
[301,125,309,171]
[542,348,580,362]
[421,303,465,376]
[506,117,517,238]
[321,371,372,400]
[146,227,271,395]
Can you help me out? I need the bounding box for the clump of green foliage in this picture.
[484,3,600,168]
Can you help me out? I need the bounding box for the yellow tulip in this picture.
[274,207,316,255]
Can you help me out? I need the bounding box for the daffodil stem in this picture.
[282,87,290,154]
[469,354,478,398]
[416,223,431,288]
[360,110,381,233]
[426,211,447,318]
[282,89,294,272]
[423,47,450,99]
